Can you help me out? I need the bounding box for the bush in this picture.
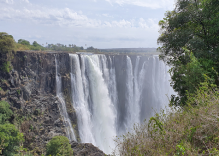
[1,61,12,73]
[0,123,24,156]
[0,32,15,54]
[46,136,73,156]
[0,101,23,155]
[114,82,219,155]
[0,101,13,124]
[15,43,30,51]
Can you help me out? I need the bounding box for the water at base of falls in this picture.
[56,54,175,154]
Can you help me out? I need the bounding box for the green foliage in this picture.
[0,123,24,156]
[158,0,219,60]
[46,136,73,156]
[0,32,16,54]
[169,49,214,105]
[0,101,23,155]
[47,43,80,52]
[1,61,12,73]
[0,101,13,124]
[176,144,186,156]
[17,90,20,95]
[15,44,29,51]
[18,39,30,46]
[30,41,46,51]
[157,0,219,106]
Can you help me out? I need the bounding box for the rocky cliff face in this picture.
[0,51,105,155]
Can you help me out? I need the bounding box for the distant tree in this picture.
[87,46,94,50]
[32,41,40,47]
[46,136,73,156]
[18,39,30,46]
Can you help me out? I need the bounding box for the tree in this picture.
[0,101,23,156]
[158,0,219,62]
[87,46,94,50]
[32,41,40,47]
[46,136,73,156]
[0,32,15,54]
[157,0,219,106]
[0,101,13,124]
[18,39,30,46]
[0,123,24,156]
[0,32,16,73]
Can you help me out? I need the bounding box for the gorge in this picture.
[3,51,175,155]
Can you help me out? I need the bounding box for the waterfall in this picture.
[56,54,175,154]
[55,56,76,141]
[69,54,116,154]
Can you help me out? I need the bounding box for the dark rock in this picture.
[0,51,107,155]
[70,141,105,156]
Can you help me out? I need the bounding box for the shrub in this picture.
[46,136,73,156]
[0,123,24,156]
[114,82,219,155]
[1,61,12,73]
[15,43,30,51]
[0,32,15,54]
[0,101,13,124]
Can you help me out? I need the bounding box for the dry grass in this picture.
[16,44,30,51]
[114,84,219,156]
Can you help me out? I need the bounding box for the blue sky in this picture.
[0,0,175,48]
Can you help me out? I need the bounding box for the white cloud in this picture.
[102,14,113,18]
[106,0,174,9]
[138,18,159,29]
[22,0,29,3]
[0,1,158,30]
[1,0,14,4]
[0,0,165,48]
[112,19,132,28]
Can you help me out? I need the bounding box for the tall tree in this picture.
[157,0,219,105]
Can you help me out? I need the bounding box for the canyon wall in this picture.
[0,51,174,155]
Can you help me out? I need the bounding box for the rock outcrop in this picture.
[70,141,105,156]
[0,51,105,155]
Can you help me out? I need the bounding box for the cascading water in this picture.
[69,54,116,154]
[57,54,175,154]
[55,56,76,141]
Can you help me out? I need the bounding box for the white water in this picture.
[57,54,175,154]
[70,54,116,154]
[55,57,76,141]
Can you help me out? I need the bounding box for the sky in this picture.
[0,0,175,48]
